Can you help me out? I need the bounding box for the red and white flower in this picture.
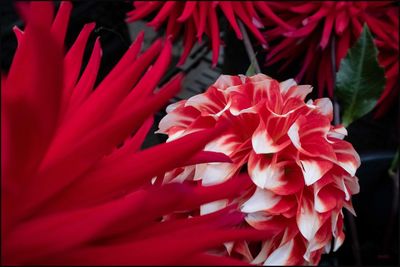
[127,1,293,66]
[157,73,361,265]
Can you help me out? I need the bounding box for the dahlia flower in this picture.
[263,1,398,113]
[157,74,361,265]
[126,1,293,66]
[372,6,399,117]
[1,2,279,265]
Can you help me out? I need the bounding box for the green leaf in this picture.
[246,62,256,76]
[335,24,386,127]
[245,52,259,76]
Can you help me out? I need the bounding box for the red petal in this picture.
[332,139,360,176]
[185,151,233,166]
[296,191,330,241]
[147,2,176,30]
[4,8,63,190]
[177,1,197,22]
[255,2,294,31]
[232,2,266,44]
[219,2,242,39]
[126,2,161,22]
[62,22,95,109]
[209,7,220,67]
[51,1,72,47]
[64,37,102,118]
[288,114,336,161]
[178,19,196,65]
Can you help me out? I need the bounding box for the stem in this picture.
[333,102,341,126]
[331,35,341,126]
[331,34,362,265]
[238,20,261,74]
[379,167,399,259]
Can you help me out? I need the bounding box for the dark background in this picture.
[1,1,398,266]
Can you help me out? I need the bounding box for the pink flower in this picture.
[126,1,292,67]
[263,1,398,111]
[1,2,279,265]
[157,74,361,265]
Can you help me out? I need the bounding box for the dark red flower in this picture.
[1,2,278,265]
[263,1,398,115]
[127,1,293,67]
[372,6,399,117]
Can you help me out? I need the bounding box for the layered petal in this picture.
[157,72,360,265]
[288,113,336,161]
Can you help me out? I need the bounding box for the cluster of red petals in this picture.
[263,1,398,115]
[158,74,361,265]
[1,2,280,265]
[127,1,292,67]
[372,6,399,117]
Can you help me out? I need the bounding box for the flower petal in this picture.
[241,188,281,213]
[288,114,336,161]
[264,237,304,265]
[296,191,330,241]
[332,140,360,176]
[299,157,333,186]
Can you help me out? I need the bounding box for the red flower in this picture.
[1,2,279,265]
[263,1,398,114]
[157,74,360,265]
[126,1,293,67]
[372,6,399,117]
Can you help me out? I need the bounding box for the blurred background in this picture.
[1,1,398,265]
